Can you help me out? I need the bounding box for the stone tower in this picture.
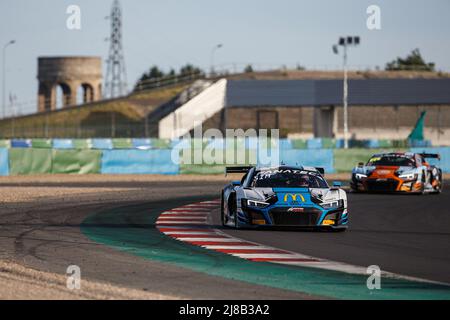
[37,56,102,112]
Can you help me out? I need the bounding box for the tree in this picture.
[244,64,254,73]
[385,49,435,71]
[179,64,202,77]
[134,64,204,90]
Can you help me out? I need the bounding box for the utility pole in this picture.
[333,36,360,149]
[105,0,127,98]
[2,40,16,119]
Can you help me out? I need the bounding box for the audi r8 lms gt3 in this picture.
[221,165,348,230]
[351,152,443,194]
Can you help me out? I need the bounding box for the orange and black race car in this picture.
[350,152,443,194]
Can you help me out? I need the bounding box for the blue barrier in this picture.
[101,149,179,174]
[410,147,450,173]
[245,137,259,150]
[53,139,74,149]
[409,140,432,148]
[279,139,293,150]
[11,139,32,148]
[307,138,322,149]
[279,149,335,173]
[132,138,152,149]
[367,139,380,148]
[92,139,113,149]
[0,148,9,176]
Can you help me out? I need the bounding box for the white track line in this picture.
[164,231,218,235]
[202,245,273,250]
[156,201,450,286]
[177,237,240,242]
[156,221,208,225]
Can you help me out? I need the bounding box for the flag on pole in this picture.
[408,111,426,141]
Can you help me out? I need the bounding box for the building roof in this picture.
[225,78,450,107]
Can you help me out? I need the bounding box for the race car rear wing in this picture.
[225,166,253,176]
[420,153,440,160]
[315,167,325,175]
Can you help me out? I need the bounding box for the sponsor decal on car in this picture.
[283,193,305,204]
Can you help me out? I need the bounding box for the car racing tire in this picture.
[331,227,348,232]
[431,170,443,195]
[221,193,226,226]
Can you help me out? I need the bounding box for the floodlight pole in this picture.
[343,43,349,149]
[334,36,359,149]
[2,40,15,119]
[210,44,223,78]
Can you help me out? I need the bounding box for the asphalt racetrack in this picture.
[216,191,450,284]
[0,176,449,299]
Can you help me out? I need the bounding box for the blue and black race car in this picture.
[221,165,348,231]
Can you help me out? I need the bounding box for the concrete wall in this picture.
[199,104,450,144]
[159,79,227,139]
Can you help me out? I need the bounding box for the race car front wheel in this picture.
[221,193,227,226]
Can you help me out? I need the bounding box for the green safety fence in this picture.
[321,138,336,149]
[8,148,101,175]
[179,149,257,165]
[378,140,394,148]
[72,139,93,149]
[179,147,257,174]
[52,149,102,174]
[151,139,172,149]
[333,148,407,173]
[31,139,52,148]
[0,140,10,148]
[112,138,133,149]
[9,148,52,175]
[180,164,226,175]
[291,139,307,149]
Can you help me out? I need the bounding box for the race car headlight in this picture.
[398,172,418,181]
[355,173,367,180]
[320,199,344,210]
[244,199,270,208]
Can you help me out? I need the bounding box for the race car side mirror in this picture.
[332,181,342,187]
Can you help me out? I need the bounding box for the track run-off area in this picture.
[1,175,449,299]
[82,184,450,299]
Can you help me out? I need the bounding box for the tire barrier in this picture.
[0,140,448,175]
[92,138,114,150]
[112,138,133,149]
[11,139,32,148]
[101,149,179,174]
[9,148,52,175]
[0,148,9,176]
[52,149,102,174]
[280,149,335,173]
[0,140,11,148]
[53,139,75,149]
[31,139,52,149]
[333,148,407,173]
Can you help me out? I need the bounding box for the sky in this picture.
[0,0,449,116]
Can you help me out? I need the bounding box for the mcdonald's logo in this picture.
[283,193,305,202]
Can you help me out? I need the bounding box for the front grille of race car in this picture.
[269,207,321,226]
[366,179,399,192]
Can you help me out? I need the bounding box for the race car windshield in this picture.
[367,156,415,167]
[252,170,328,188]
